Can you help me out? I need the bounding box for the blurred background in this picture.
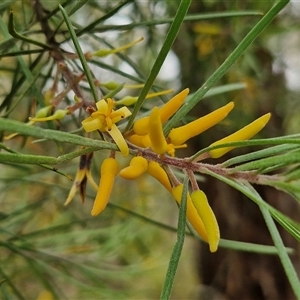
[0,1,299,299]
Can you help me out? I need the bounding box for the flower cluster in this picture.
[66,89,271,253]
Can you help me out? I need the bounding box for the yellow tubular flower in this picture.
[168,102,234,146]
[148,107,168,154]
[147,161,172,192]
[91,157,119,216]
[82,98,132,157]
[133,88,189,135]
[209,112,271,158]
[191,190,220,252]
[119,156,148,180]
[171,184,208,242]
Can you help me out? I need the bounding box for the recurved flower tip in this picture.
[149,107,168,155]
[209,112,271,158]
[119,156,148,180]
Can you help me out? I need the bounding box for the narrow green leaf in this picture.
[87,11,263,33]
[76,0,134,37]
[0,267,26,300]
[0,118,117,151]
[59,4,99,102]
[190,135,300,161]
[126,0,192,131]
[233,150,300,172]
[222,144,300,167]
[259,206,300,299]
[8,10,52,50]
[0,17,45,108]
[160,176,188,300]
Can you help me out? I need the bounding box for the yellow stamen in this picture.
[191,190,220,252]
[209,113,271,158]
[119,156,148,180]
[168,102,234,146]
[91,157,119,216]
[166,143,187,157]
[148,107,168,154]
[171,184,208,241]
[147,161,172,192]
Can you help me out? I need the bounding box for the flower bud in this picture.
[100,81,120,90]
[209,112,271,158]
[35,105,53,118]
[168,102,234,146]
[191,190,220,252]
[91,158,119,216]
[171,184,208,241]
[29,109,69,122]
[92,37,143,57]
[119,156,148,180]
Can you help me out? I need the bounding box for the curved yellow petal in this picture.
[82,115,106,132]
[107,124,129,157]
[96,99,108,113]
[111,106,132,123]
